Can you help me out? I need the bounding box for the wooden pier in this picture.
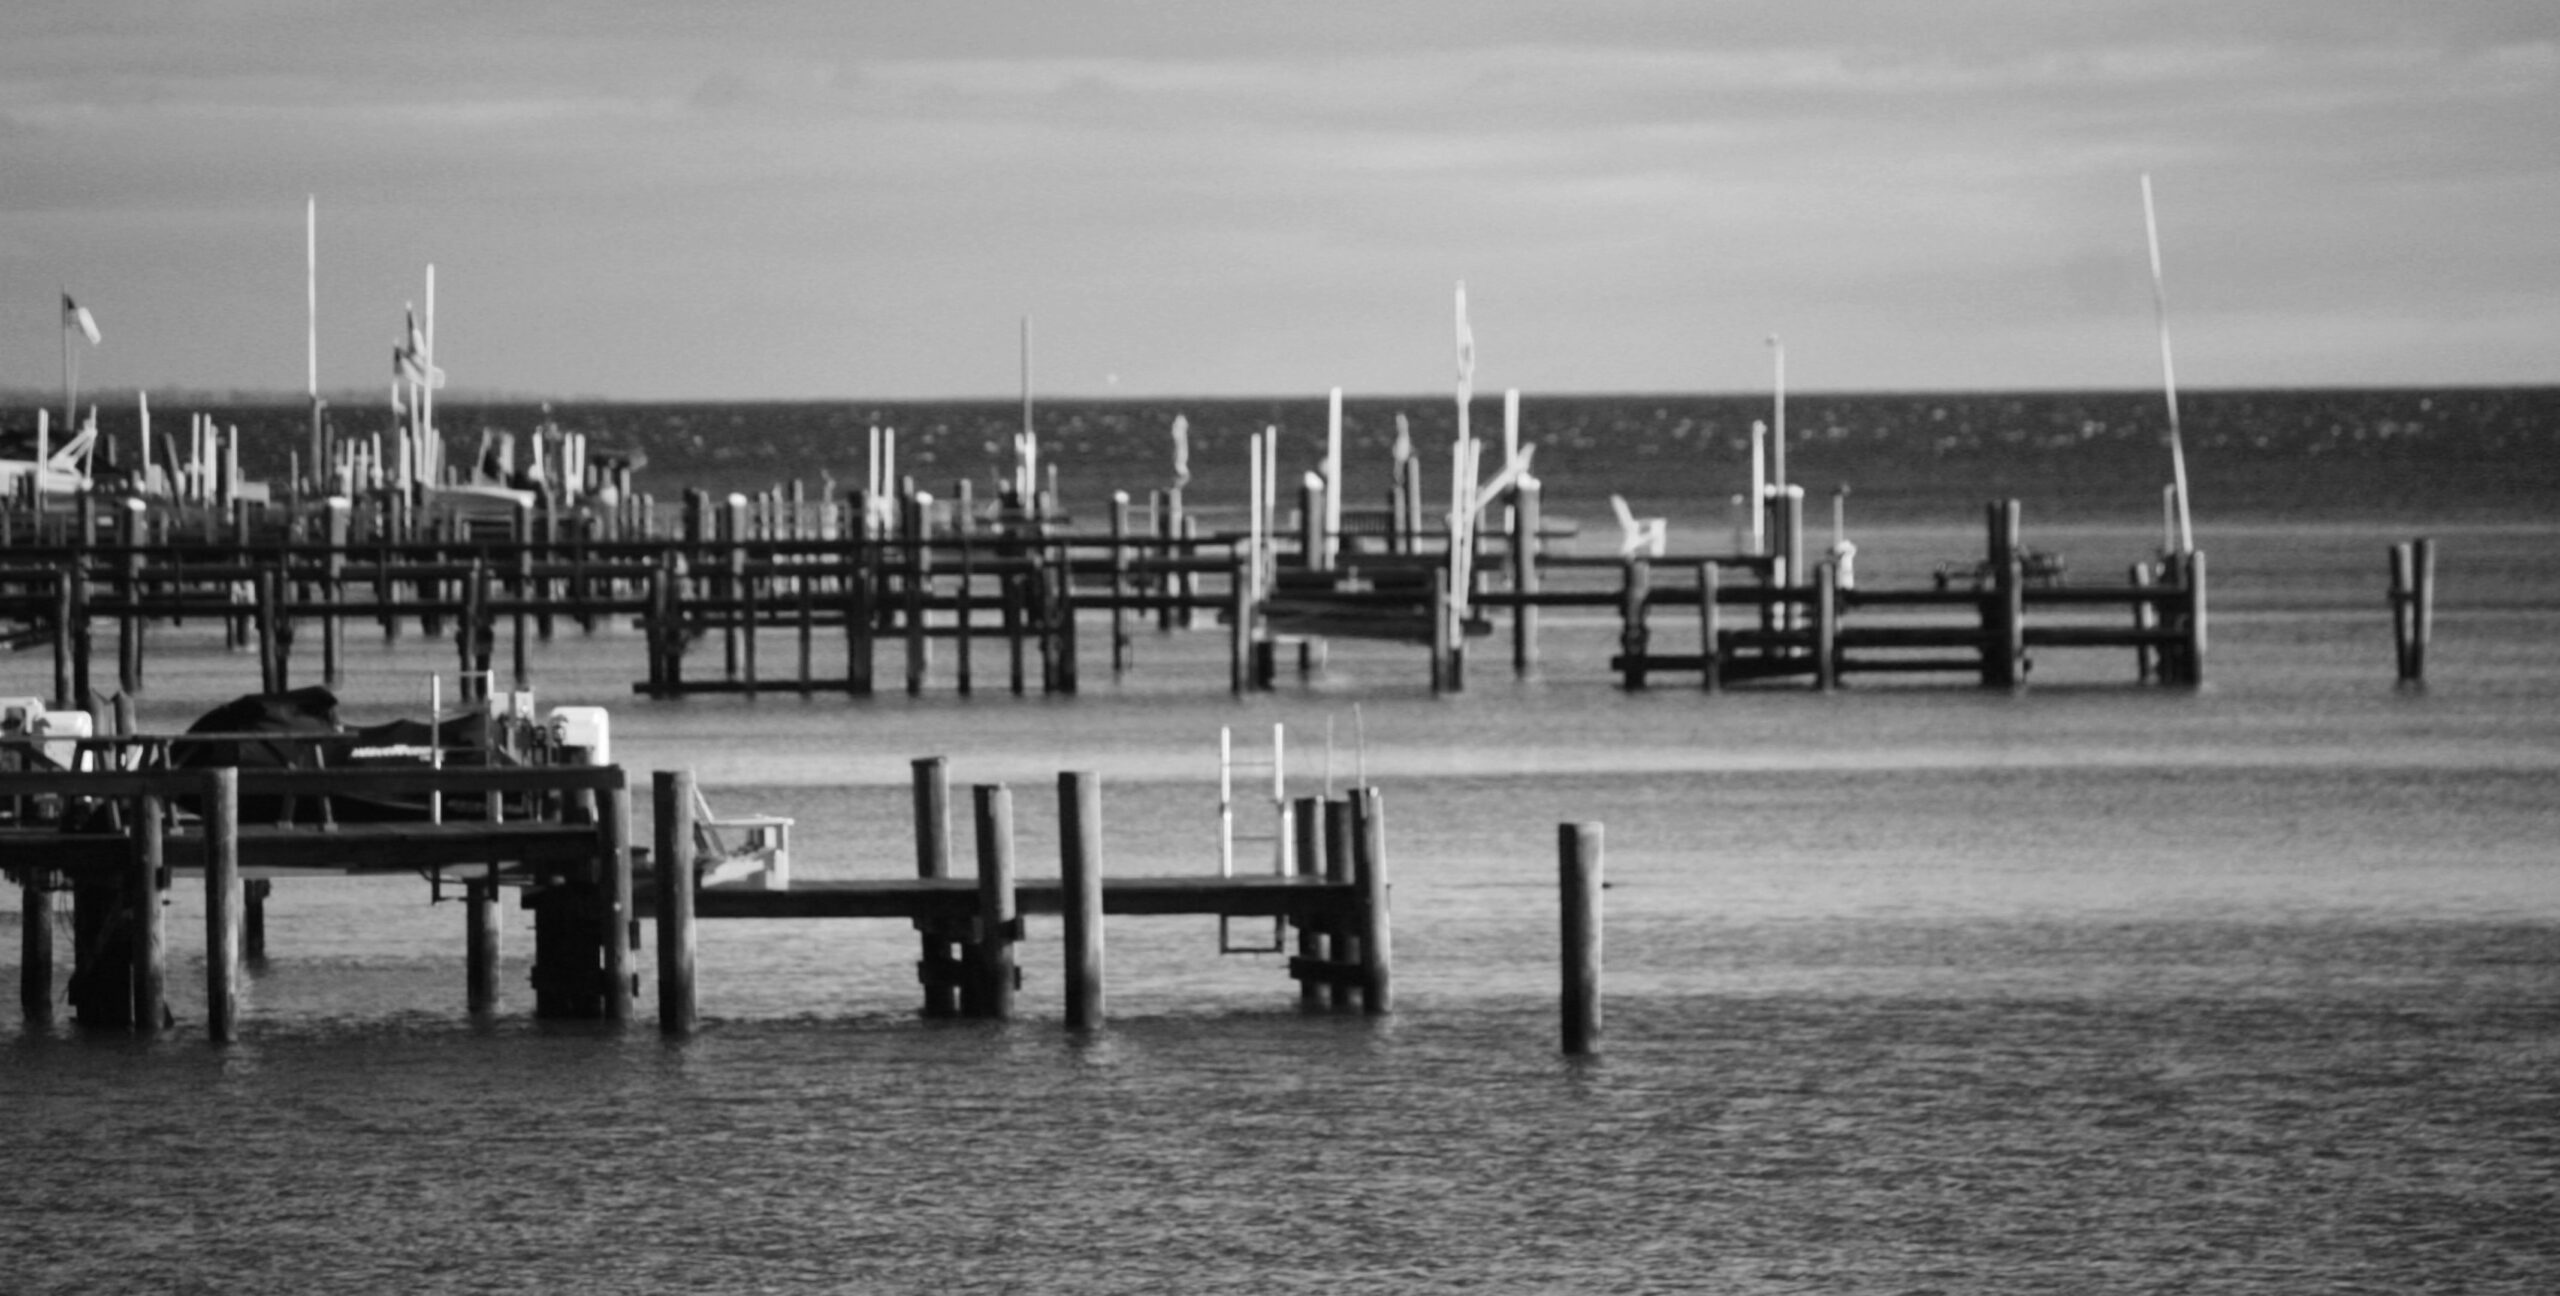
[643,764,1391,1035]
[4,747,1392,1037]
[3,481,2204,701]
[2,759,635,1036]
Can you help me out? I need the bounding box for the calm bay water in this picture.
[5,389,2557,1292]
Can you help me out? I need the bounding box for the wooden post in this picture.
[2131,560,2159,682]
[956,531,976,696]
[254,566,283,693]
[20,869,54,1028]
[131,792,167,1033]
[323,496,349,687]
[1983,500,2023,688]
[847,492,876,696]
[1512,477,1541,675]
[52,568,73,708]
[972,784,1018,1021]
[1560,821,1602,1056]
[1699,562,1723,694]
[119,497,145,695]
[1813,559,1839,692]
[912,756,959,1017]
[2394,538,2436,684]
[1059,770,1104,1030]
[2388,543,2413,682]
[1352,786,1392,1015]
[1324,797,1356,1012]
[1230,553,1251,695]
[204,767,242,1044]
[903,491,928,697]
[654,769,698,1036]
[465,876,501,1016]
[243,878,270,964]
[2180,549,2208,687]
[1053,543,1079,695]
[1153,488,1178,632]
[1178,514,1200,629]
[1619,557,1650,690]
[2413,538,2435,682]
[1429,568,1453,695]
[1109,493,1131,672]
[602,781,634,1022]
[1291,795,1328,1011]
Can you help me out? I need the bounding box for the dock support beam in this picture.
[1059,771,1104,1031]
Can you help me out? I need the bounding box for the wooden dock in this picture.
[3,481,2204,702]
[3,751,1392,1038]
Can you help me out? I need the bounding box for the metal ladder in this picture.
[1217,722,1290,954]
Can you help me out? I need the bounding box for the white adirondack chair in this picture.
[1610,495,1667,558]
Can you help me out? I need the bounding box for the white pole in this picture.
[1767,335,1787,493]
[306,196,318,399]
[1019,314,1034,503]
[1502,388,1520,469]
[422,265,438,487]
[1748,420,1767,555]
[138,391,152,492]
[1324,387,1343,563]
[2141,174,2196,555]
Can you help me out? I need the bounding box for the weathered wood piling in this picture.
[2390,538,2436,684]
[1560,821,1603,1057]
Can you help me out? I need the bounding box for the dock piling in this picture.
[2391,538,2435,683]
[1560,821,1602,1056]
[204,767,241,1044]
[912,756,961,1016]
[1353,786,1392,1015]
[1059,771,1105,1030]
[971,784,1019,1020]
[132,792,167,1032]
[654,769,698,1035]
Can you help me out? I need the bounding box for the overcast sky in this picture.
[4,3,2552,401]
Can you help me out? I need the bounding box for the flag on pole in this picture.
[62,294,101,345]
[1170,414,1190,488]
